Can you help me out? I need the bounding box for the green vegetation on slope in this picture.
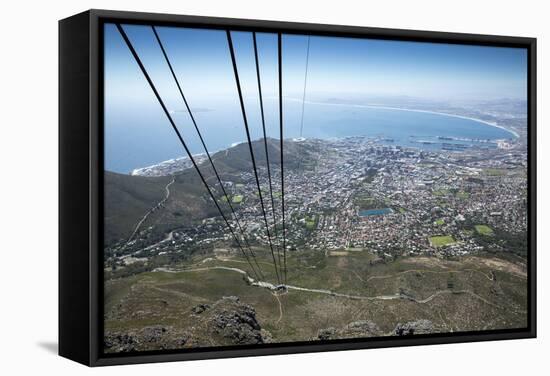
[475,224,494,236]
[104,247,527,352]
[429,235,455,247]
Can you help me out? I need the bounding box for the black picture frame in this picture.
[59,9,537,367]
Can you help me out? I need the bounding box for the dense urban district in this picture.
[103,107,528,353]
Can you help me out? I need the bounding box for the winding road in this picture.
[154,265,504,309]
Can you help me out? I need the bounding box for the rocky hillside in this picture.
[104,296,271,353]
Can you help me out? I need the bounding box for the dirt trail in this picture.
[366,268,494,282]
[156,265,504,309]
[272,293,284,324]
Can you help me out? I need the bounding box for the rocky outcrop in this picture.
[104,333,137,353]
[317,320,382,340]
[208,296,265,345]
[141,325,168,343]
[191,303,211,315]
[104,296,269,352]
[394,319,440,336]
[104,325,188,353]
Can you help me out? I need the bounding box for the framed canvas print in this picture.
[59,9,536,366]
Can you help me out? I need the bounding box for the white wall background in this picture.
[0,0,546,374]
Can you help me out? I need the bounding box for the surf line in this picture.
[284,97,520,139]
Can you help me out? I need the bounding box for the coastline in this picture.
[130,152,207,176]
[128,100,519,175]
[130,142,246,176]
[286,97,520,139]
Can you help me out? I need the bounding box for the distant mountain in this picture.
[104,172,171,245]
[104,138,319,245]
[132,137,318,177]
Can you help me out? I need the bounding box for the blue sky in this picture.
[103,23,527,172]
[105,23,527,105]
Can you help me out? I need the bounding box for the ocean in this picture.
[104,98,515,174]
